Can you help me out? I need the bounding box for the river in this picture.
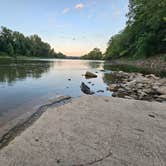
[0,59,114,131]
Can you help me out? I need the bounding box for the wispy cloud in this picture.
[75,3,85,9]
[62,8,70,13]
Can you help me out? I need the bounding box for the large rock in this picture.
[85,71,97,78]
[80,82,94,95]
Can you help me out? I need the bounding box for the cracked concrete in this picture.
[0,96,166,166]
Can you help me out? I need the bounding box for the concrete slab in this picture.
[0,96,166,166]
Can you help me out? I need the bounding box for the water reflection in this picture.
[102,62,166,85]
[0,60,53,85]
[0,59,164,129]
[103,62,166,77]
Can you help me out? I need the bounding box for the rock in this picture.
[156,86,166,95]
[148,114,155,118]
[159,78,166,84]
[112,92,117,97]
[107,70,166,102]
[85,71,97,78]
[138,92,147,100]
[135,77,149,83]
[146,74,159,80]
[97,90,104,93]
[108,84,119,91]
[124,96,134,99]
[137,83,144,89]
[68,78,71,81]
[80,82,94,95]
[126,80,137,88]
[158,95,166,100]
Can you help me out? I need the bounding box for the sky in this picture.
[0,0,129,56]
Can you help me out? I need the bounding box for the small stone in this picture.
[158,95,166,100]
[35,138,39,142]
[108,84,119,91]
[146,74,159,80]
[148,114,155,118]
[156,86,166,95]
[124,96,133,99]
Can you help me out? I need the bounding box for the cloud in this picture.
[63,8,70,13]
[75,3,85,9]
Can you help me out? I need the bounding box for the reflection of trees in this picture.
[0,60,52,84]
[103,62,153,74]
[103,62,150,86]
[102,62,166,85]
[86,61,103,69]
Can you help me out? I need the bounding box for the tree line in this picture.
[0,26,66,58]
[81,48,103,60]
[105,0,166,60]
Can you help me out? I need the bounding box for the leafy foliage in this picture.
[105,0,166,60]
[81,48,103,60]
[0,26,66,58]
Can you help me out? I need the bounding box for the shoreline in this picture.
[106,71,166,103]
[0,96,71,149]
[109,55,166,75]
[0,96,166,165]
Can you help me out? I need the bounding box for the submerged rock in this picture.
[80,82,94,95]
[85,71,97,78]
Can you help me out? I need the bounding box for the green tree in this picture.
[0,26,66,58]
[105,0,166,59]
[7,43,14,56]
[81,48,103,60]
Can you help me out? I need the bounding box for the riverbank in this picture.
[106,71,166,102]
[109,55,166,75]
[0,95,166,166]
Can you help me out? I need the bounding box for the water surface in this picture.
[0,59,112,128]
[0,58,164,130]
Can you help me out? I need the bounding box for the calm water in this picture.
[0,58,164,129]
[0,59,113,128]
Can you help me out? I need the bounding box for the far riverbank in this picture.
[109,55,166,77]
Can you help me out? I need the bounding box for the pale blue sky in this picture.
[0,0,129,56]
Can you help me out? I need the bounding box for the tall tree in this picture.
[105,0,166,59]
